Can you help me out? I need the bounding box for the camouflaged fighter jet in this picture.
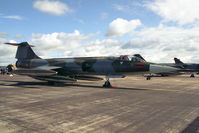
[174,58,199,78]
[5,42,178,87]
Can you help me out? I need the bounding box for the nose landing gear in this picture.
[103,78,112,88]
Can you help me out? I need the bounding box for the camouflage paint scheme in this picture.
[5,42,177,83]
[16,55,150,76]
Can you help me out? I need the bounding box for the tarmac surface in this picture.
[0,74,199,133]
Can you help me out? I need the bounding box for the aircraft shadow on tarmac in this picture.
[1,80,147,91]
[76,84,148,91]
[181,116,199,133]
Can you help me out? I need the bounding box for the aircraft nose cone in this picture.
[149,64,178,73]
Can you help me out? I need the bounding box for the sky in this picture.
[1,0,199,65]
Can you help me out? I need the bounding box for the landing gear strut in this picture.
[190,74,195,78]
[146,74,152,80]
[103,78,112,88]
[146,76,151,80]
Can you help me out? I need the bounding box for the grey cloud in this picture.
[0,32,9,38]
[186,47,198,52]
[14,34,25,39]
[162,47,173,52]
[122,39,159,49]
[0,40,17,65]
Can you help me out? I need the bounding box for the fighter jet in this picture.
[5,42,178,87]
[174,58,199,77]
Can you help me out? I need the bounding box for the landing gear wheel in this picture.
[190,74,195,78]
[103,80,112,88]
[146,76,151,80]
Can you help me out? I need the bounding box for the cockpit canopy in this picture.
[119,55,145,62]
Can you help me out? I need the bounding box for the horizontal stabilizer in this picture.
[5,42,35,47]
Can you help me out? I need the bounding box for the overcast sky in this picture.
[1,0,199,65]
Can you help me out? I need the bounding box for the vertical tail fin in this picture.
[5,42,40,60]
[174,57,183,65]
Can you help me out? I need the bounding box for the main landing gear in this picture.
[190,74,195,78]
[146,76,151,80]
[146,74,152,80]
[103,78,112,88]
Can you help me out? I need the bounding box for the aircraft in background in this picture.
[174,58,199,77]
[134,54,199,79]
[5,42,178,87]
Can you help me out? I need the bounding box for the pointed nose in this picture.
[149,64,178,73]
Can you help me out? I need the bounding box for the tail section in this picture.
[5,42,40,60]
[174,57,184,65]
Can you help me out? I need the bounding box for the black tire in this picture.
[103,81,112,88]
[146,77,151,80]
[190,74,195,78]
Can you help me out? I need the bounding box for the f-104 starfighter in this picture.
[5,42,178,87]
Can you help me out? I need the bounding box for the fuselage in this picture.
[15,56,150,76]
